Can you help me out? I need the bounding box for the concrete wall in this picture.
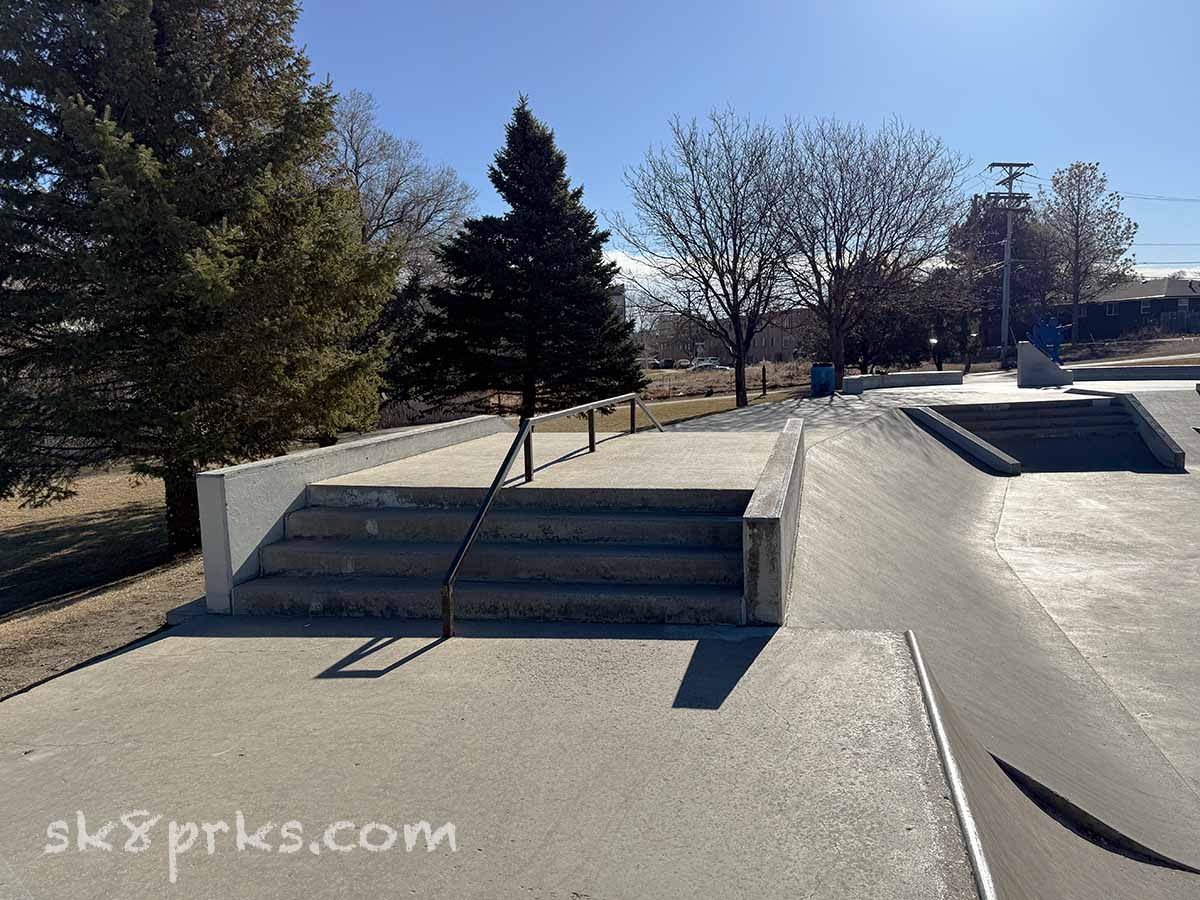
[742,419,805,625]
[842,370,964,394]
[1070,364,1200,381]
[197,416,512,613]
[1017,341,1073,388]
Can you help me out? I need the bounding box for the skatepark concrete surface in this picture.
[5,380,1199,898]
[0,619,975,900]
[668,372,1199,444]
[318,430,779,491]
[788,389,1200,898]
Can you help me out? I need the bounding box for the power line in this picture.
[1024,172,1200,203]
[1133,242,1200,246]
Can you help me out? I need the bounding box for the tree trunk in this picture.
[733,349,748,407]
[1071,299,1083,344]
[829,322,846,388]
[163,463,201,555]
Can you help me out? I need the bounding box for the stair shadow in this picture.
[672,635,771,710]
[500,433,629,487]
[316,636,448,678]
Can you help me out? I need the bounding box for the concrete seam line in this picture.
[904,630,998,900]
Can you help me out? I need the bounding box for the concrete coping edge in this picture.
[904,407,1021,476]
[743,419,805,521]
[905,630,999,900]
[1120,394,1186,470]
[199,415,508,481]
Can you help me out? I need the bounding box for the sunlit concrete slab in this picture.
[0,618,974,900]
[668,376,1199,442]
[317,431,780,491]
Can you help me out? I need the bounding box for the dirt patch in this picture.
[0,554,203,701]
[0,468,172,617]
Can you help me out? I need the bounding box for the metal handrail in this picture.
[439,392,664,636]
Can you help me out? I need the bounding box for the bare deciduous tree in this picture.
[779,118,968,385]
[1039,162,1136,342]
[329,89,475,265]
[613,110,792,406]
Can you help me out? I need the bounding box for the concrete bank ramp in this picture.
[788,410,1200,897]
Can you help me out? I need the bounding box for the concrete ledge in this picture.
[197,416,512,613]
[742,419,805,625]
[1017,341,1073,388]
[843,371,963,394]
[905,407,1021,475]
[1070,364,1200,381]
[1118,394,1186,470]
[842,374,882,394]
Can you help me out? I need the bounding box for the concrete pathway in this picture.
[0,620,973,900]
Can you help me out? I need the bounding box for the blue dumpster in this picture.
[811,363,835,397]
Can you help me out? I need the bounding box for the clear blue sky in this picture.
[297,0,1200,275]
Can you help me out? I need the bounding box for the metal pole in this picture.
[761,364,767,397]
[440,584,454,638]
[1001,207,1013,365]
[587,409,596,452]
[523,426,533,482]
[629,397,637,434]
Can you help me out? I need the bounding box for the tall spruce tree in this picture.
[0,0,397,552]
[422,97,642,418]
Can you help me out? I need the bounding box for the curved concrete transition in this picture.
[787,409,1200,898]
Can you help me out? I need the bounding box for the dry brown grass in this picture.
[522,387,805,433]
[0,468,205,699]
[0,555,202,700]
[0,468,176,617]
[642,361,810,400]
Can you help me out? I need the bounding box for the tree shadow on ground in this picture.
[0,502,169,617]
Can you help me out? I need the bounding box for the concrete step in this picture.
[286,506,743,548]
[936,398,1116,416]
[260,539,744,586]
[971,422,1137,441]
[233,576,744,624]
[306,483,752,515]
[960,413,1133,432]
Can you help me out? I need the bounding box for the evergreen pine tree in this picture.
[0,0,397,551]
[422,97,642,418]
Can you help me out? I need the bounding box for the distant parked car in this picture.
[662,358,676,369]
[637,357,662,370]
[676,358,691,369]
[691,360,730,372]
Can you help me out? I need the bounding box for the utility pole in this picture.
[986,162,1032,366]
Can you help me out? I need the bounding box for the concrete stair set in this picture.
[938,397,1139,451]
[235,483,749,623]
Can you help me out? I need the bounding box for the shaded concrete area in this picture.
[318,431,779,491]
[0,619,974,900]
[787,410,1200,895]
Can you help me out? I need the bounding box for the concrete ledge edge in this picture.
[904,407,1021,476]
[1119,394,1186,470]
